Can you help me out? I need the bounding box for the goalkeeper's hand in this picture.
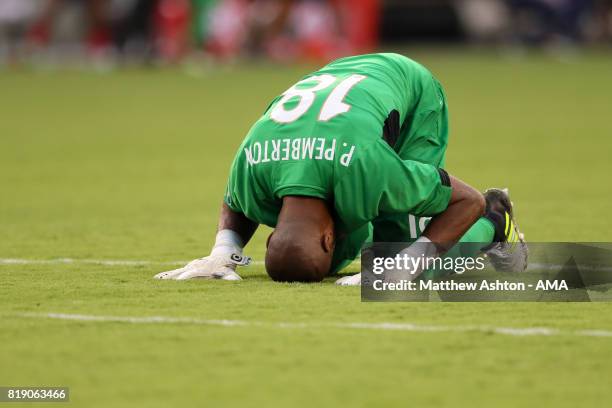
[335,237,438,286]
[335,273,361,286]
[154,253,251,281]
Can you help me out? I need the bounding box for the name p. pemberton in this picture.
[372,279,569,291]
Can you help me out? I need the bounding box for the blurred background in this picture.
[1,0,611,67]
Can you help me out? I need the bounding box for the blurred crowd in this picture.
[0,0,611,65]
[0,0,379,64]
[457,0,612,45]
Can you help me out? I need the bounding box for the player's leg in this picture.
[373,74,457,243]
[394,76,449,167]
[372,74,527,273]
[373,75,496,250]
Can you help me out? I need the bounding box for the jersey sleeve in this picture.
[334,139,452,229]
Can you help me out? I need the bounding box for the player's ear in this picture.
[321,230,334,253]
[266,232,274,248]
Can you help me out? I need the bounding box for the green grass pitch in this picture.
[1,50,612,407]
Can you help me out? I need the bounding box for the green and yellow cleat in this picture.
[483,188,528,272]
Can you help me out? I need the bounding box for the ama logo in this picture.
[536,280,569,290]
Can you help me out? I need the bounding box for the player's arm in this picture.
[218,202,258,245]
[421,175,485,252]
[154,202,259,281]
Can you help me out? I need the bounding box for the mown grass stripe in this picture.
[12,312,612,339]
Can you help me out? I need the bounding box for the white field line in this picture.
[1,257,609,272]
[12,312,612,339]
[0,258,261,267]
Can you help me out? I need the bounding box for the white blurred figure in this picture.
[455,0,511,43]
[0,0,37,63]
[287,0,343,60]
[206,0,250,59]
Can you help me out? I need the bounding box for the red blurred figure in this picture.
[335,0,379,53]
[26,0,112,55]
[154,0,192,63]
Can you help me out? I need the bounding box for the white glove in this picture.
[335,237,438,286]
[155,229,251,281]
[335,273,361,286]
[154,253,251,280]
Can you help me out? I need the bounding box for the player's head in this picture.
[265,197,335,282]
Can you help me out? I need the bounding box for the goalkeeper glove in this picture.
[154,230,251,280]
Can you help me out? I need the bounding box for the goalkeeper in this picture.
[155,53,527,284]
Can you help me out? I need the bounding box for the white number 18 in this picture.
[270,74,367,123]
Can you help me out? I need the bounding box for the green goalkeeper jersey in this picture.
[224,53,451,235]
